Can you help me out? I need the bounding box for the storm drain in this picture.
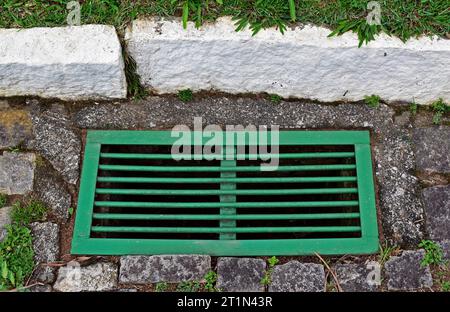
[72,130,378,255]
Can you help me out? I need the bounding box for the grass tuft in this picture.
[431,98,449,125]
[419,239,446,267]
[178,89,194,102]
[0,194,7,209]
[11,200,47,226]
[364,95,381,108]
[0,225,34,290]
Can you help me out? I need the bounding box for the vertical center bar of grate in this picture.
[220,146,236,240]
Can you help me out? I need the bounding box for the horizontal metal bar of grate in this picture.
[93,201,360,208]
[98,164,357,172]
[100,152,356,159]
[96,176,358,183]
[95,188,358,195]
[72,130,379,256]
[92,213,361,220]
[91,226,362,233]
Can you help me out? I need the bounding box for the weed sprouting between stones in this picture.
[364,95,381,108]
[0,200,49,290]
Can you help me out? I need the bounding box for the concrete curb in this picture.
[0,25,127,100]
[125,17,450,104]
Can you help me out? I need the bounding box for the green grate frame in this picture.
[71,130,379,255]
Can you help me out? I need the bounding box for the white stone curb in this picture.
[0,25,127,100]
[126,17,450,104]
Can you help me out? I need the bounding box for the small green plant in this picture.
[0,194,7,208]
[204,270,218,292]
[232,0,294,35]
[419,240,445,266]
[364,95,381,108]
[431,98,449,125]
[0,225,34,290]
[7,142,25,153]
[11,200,47,225]
[178,89,194,102]
[172,0,224,29]
[409,102,418,115]
[328,19,384,47]
[441,281,450,292]
[261,256,279,286]
[379,243,398,264]
[155,282,169,292]
[123,47,148,99]
[68,207,74,217]
[269,94,282,104]
[268,256,279,267]
[176,280,201,292]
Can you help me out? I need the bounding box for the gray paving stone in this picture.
[30,222,60,284]
[0,152,35,195]
[217,257,266,292]
[29,105,81,184]
[0,109,33,149]
[384,250,433,291]
[54,261,118,292]
[422,185,450,241]
[439,240,450,260]
[413,127,450,173]
[119,255,211,284]
[269,261,325,292]
[34,167,71,221]
[335,262,380,292]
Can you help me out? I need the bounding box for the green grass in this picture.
[155,282,169,292]
[203,270,218,292]
[419,240,446,267]
[431,98,449,125]
[0,194,7,209]
[176,280,201,292]
[0,1,448,44]
[0,225,34,290]
[261,256,279,286]
[379,243,398,265]
[364,94,381,108]
[11,200,47,226]
[178,89,194,102]
[269,94,282,104]
[0,200,49,290]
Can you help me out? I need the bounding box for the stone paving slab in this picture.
[334,262,381,292]
[413,127,450,173]
[269,261,325,292]
[0,109,33,149]
[0,152,35,195]
[54,261,118,292]
[119,255,211,284]
[217,257,266,292]
[440,240,450,260]
[34,166,71,221]
[422,185,450,241]
[384,250,433,291]
[29,105,81,184]
[31,222,60,284]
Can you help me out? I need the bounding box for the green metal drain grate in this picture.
[72,130,379,255]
